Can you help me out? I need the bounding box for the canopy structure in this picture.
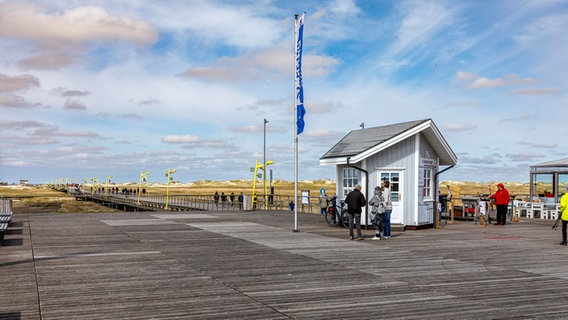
[529,158,568,203]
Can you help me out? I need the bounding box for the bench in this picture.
[0,222,8,245]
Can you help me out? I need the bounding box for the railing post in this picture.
[512,205,519,223]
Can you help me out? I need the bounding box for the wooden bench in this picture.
[0,222,8,245]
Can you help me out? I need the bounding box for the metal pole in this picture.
[293,14,299,232]
[264,118,268,210]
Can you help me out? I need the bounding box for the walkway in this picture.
[1,210,567,319]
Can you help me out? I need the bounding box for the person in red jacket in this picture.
[489,183,510,225]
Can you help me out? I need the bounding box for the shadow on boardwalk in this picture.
[1,210,568,319]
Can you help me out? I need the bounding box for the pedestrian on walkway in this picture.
[369,186,386,240]
[345,184,366,240]
[489,183,510,225]
[214,192,219,207]
[382,180,393,238]
[319,192,329,215]
[221,192,227,207]
[559,186,568,246]
[238,192,244,209]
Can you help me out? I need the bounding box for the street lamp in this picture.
[251,160,273,209]
[263,118,269,210]
[138,171,149,205]
[165,168,176,209]
[105,175,113,195]
[91,177,98,195]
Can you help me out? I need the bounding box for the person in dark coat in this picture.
[345,184,366,240]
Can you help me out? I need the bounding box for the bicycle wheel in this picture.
[339,211,350,228]
[325,207,338,226]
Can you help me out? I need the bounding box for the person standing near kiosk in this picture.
[319,189,329,215]
[345,184,366,240]
[490,183,510,225]
[558,186,568,246]
[382,180,393,238]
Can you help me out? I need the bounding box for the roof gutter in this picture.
[434,165,455,229]
[347,156,369,227]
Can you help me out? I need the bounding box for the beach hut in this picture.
[319,119,457,229]
[530,158,568,203]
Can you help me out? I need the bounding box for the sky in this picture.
[1,0,567,185]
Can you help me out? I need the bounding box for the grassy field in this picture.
[1,179,534,213]
[0,185,121,213]
[0,179,337,213]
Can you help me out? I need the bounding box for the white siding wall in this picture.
[334,133,443,227]
[418,134,438,225]
[366,135,417,226]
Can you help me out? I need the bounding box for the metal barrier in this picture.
[1,199,12,214]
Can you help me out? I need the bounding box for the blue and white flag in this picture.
[295,13,305,135]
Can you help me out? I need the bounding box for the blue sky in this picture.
[1,0,567,184]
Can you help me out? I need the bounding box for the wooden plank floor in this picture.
[1,210,568,319]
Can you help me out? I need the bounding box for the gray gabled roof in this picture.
[320,118,457,166]
[531,158,568,168]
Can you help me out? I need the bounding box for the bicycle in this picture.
[325,196,349,228]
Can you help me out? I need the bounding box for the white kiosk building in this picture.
[320,119,457,229]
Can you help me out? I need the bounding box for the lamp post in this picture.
[165,168,176,209]
[91,177,98,195]
[263,118,268,210]
[138,171,149,205]
[252,160,273,208]
[105,175,112,195]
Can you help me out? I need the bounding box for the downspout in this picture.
[434,165,455,229]
[347,156,369,228]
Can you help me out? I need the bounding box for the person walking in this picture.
[214,191,219,208]
[319,192,329,215]
[369,186,386,240]
[382,180,393,238]
[221,192,227,207]
[489,183,510,225]
[559,186,568,246]
[238,192,244,209]
[345,184,366,240]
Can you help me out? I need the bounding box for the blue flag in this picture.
[295,13,305,135]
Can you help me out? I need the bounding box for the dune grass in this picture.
[1,179,532,213]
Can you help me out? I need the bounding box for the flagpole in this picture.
[293,13,299,232]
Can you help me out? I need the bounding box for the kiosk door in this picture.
[380,171,403,224]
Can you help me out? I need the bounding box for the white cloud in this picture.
[383,1,459,63]
[516,141,557,149]
[0,93,40,108]
[456,72,537,89]
[0,73,40,92]
[178,43,340,81]
[146,1,284,49]
[0,3,158,45]
[64,99,86,110]
[442,123,477,132]
[229,125,262,133]
[511,87,560,96]
[1,1,566,184]
[162,135,201,144]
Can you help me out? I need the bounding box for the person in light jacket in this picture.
[319,192,329,215]
[369,186,386,240]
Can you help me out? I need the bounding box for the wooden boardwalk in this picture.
[1,210,568,319]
